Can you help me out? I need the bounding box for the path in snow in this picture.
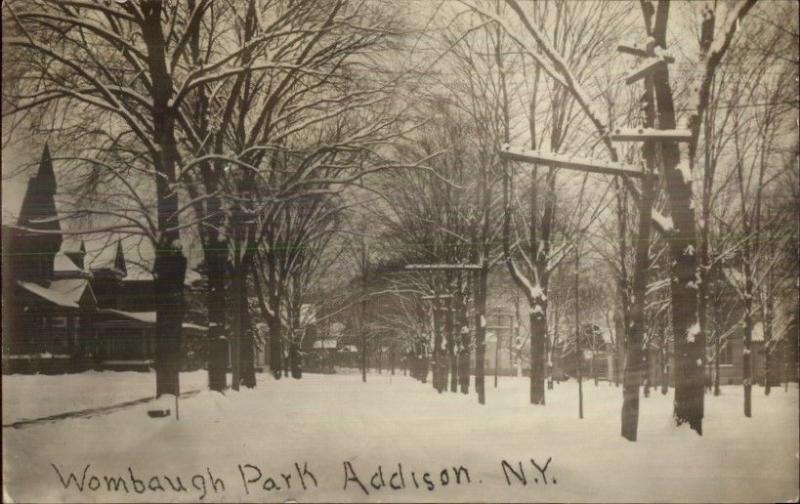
[3,390,203,430]
[2,372,798,503]
[1,370,211,426]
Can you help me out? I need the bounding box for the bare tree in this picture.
[2,0,262,397]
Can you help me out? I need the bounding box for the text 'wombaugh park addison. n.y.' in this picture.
[1,1,798,502]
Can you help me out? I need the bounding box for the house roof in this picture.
[98,309,207,333]
[49,278,95,306]
[17,281,79,309]
[53,252,83,274]
[100,309,155,323]
[313,339,337,349]
[124,263,154,281]
[87,241,127,276]
[751,322,765,343]
[17,145,61,234]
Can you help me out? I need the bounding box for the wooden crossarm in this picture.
[405,264,483,271]
[499,144,652,179]
[618,43,675,62]
[421,294,454,300]
[609,128,691,142]
[625,57,670,85]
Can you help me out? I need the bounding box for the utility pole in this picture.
[231,206,244,392]
[575,243,583,419]
[445,296,457,393]
[488,313,513,389]
[361,239,368,383]
[494,329,500,388]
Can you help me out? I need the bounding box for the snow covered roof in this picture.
[313,339,337,349]
[124,263,154,281]
[100,309,156,323]
[98,309,207,332]
[53,252,81,273]
[49,279,95,306]
[86,241,126,276]
[751,322,765,343]
[17,281,79,308]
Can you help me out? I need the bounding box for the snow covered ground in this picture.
[2,370,211,425]
[3,372,798,503]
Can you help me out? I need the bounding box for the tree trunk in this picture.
[458,303,471,394]
[783,337,789,392]
[574,245,582,417]
[643,349,651,398]
[764,285,774,395]
[447,300,457,392]
[377,335,382,375]
[614,310,625,388]
[239,283,256,387]
[660,344,669,395]
[290,331,302,379]
[141,3,186,400]
[621,68,655,440]
[233,257,256,388]
[475,267,488,404]
[743,275,754,417]
[360,241,368,383]
[713,333,721,396]
[267,312,283,380]
[652,2,704,434]
[361,330,367,383]
[206,236,228,392]
[432,303,443,393]
[264,255,283,380]
[186,12,229,394]
[153,249,186,398]
[231,264,243,391]
[546,332,554,390]
[764,351,771,396]
[530,310,546,405]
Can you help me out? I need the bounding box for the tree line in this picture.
[2,0,797,442]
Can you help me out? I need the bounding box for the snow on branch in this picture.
[500,0,611,150]
[459,1,568,89]
[685,0,757,141]
[651,210,674,234]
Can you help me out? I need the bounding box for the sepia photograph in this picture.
[1,0,798,502]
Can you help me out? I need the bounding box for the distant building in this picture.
[253,303,319,371]
[645,320,797,388]
[1,146,206,374]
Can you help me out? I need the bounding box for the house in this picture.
[644,320,796,388]
[477,308,517,376]
[1,146,206,374]
[558,324,616,383]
